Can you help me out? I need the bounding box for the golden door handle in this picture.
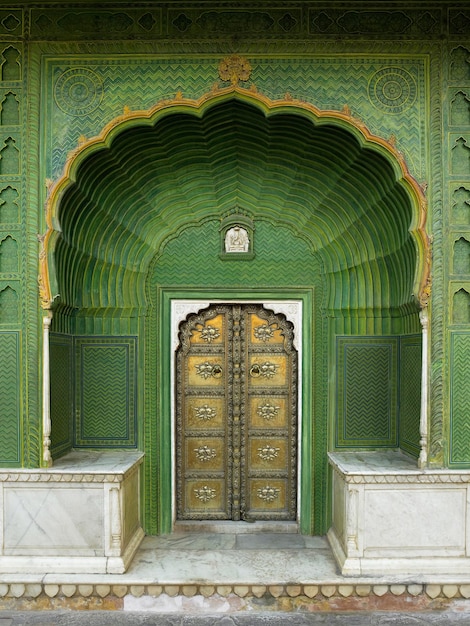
[211,364,223,378]
[250,364,261,378]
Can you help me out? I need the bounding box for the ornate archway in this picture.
[40,85,429,534]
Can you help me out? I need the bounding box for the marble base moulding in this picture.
[0,450,145,575]
[328,450,470,577]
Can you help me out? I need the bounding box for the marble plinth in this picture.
[328,450,470,576]
[0,450,144,574]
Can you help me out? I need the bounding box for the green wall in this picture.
[0,3,469,534]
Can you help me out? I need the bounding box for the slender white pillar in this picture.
[418,308,429,468]
[42,312,53,467]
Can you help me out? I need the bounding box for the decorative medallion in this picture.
[218,55,252,85]
[257,485,280,502]
[54,67,104,116]
[257,444,280,462]
[194,445,217,462]
[254,324,275,342]
[198,324,220,342]
[256,402,280,420]
[195,404,217,421]
[194,485,217,502]
[368,67,417,114]
[250,361,278,378]
[195,361,223,379]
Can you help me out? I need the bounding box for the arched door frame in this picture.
[158,286,314,534]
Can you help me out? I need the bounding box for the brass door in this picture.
[176,304,297,521]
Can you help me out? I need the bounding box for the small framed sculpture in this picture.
[220,213,255,260]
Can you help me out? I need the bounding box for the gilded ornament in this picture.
[250,361,278,378]
[194,485,217,502]
[194,404,217,421]
[198,324,220,342]
[218,55,252,85]
[254,324,275,342]
[256,402,280,420]
[257,444,280,462]
[257,485,280,502]
[195,361,223,379]
[194,445,217,462]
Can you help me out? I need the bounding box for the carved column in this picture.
[419,308,429,468]
[42,312,53,467]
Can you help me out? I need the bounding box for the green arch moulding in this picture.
[40,84,430,313]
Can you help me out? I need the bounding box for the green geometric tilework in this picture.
[75,337,136,447]
[336,336,398,447]
[0,331,20,464]
[45,56,425,181]
[153,219,317,288]
[450,332,470,466]
[399,335,421,457]
[50,333,73,457]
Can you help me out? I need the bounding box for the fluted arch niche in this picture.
[44,88,429,534]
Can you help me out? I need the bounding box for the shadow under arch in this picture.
[41,85,430,535]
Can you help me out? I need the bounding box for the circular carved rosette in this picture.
[54,67,104,116]
[368,67,417,114]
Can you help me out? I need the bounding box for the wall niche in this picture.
[452,137,470,175]
[451,46,470,81]
[454,237,470,274]
[1,47,20,81]
[0,235,18,273]
[0,284,18,323]
[451,91,470,126]
[0,137,19,175]
[453,186,470,224]
[453,288,470,324]
[0,92,19,126]
[0,186,19,222]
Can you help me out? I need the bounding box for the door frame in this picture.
[156,287,315,534]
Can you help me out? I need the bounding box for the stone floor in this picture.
[1,531,470,614]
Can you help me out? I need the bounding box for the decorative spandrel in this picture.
[176,304,297,521]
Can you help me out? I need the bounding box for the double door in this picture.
[176,304,297,521]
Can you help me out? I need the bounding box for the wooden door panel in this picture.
[185,479,227,514]
[185,397,225,430]
[249,437,288,470]
[248,479,288,513]
[249,396,287,429]
[176,304,296,522]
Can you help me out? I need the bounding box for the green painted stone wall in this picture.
[0,2,469,533]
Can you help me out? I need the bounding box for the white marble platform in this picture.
[0,450,145,575]
[328,450,470,577]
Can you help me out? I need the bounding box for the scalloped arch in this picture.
[40,85,429,313]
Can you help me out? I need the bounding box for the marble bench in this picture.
[328,450,470,576]
[0,449,144,574]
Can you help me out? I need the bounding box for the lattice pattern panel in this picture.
[75,337,137,447]
[399,335,421,457]
[50,333,73,457]
[0,331,20,464]
[450,332,470,465]
[336,337,398,448]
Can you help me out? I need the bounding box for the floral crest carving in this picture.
[218,55,252,85]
